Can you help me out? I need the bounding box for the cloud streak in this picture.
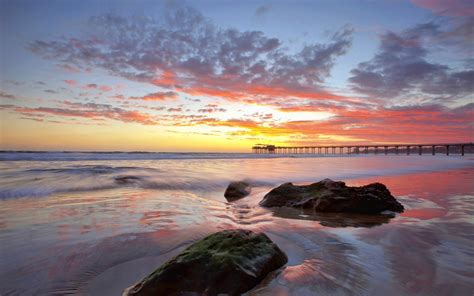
[130,91,178,101]
[0,91,18,100]
[1,101,157,125]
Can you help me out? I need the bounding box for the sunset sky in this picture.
[0,0,473,152]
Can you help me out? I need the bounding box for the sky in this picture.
[0,0,473,152]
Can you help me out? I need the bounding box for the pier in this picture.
[252,143,473,156]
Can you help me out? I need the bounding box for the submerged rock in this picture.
[260,178,404,214]
[123,229,287,296]
[224,181,251,201]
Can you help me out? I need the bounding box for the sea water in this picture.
[0,153,473,295]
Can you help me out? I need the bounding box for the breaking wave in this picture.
[1,154,472,199]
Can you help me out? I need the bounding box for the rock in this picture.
[123,229,287,296]
[224,181,251,201]
[259,178,404,214]
[114,175,142,185]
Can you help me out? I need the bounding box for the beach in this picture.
[0,153,473,295]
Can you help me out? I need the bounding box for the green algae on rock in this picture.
[123,229,287,296]
[260,178,404,214]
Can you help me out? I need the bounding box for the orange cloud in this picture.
[168,103,473,144]
[131,91,178,101]
[64,79,77,86]
[1,103,157,125]
[152,70,178,87]
[172,77,348,103]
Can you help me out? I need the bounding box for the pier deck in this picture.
[252,143,473,156]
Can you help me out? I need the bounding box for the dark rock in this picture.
[123,229,287,296]
[260,178,404,214]
[114,175,142,185]
[224,181,251,201]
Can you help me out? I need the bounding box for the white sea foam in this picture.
[0,154,472,199]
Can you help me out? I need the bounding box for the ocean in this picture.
[0,152,473,295]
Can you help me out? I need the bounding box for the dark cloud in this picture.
[437,17,474,50]
[149,106,166,111]
[255,4,271,16]
[185,97,201,102]
[349,20,474,101]
[250,112,273,120]
[197,107,226,113]
[4,80,22,86]
[0,91,17,100]
[28,6,352,101]
[20,117,44,122]
[197,103,227,113]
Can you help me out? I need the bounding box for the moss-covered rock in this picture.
[123,229,287,296]
[259,178,404,214]
[224,181,251,201]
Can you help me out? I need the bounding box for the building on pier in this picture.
[252,144,276,154]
